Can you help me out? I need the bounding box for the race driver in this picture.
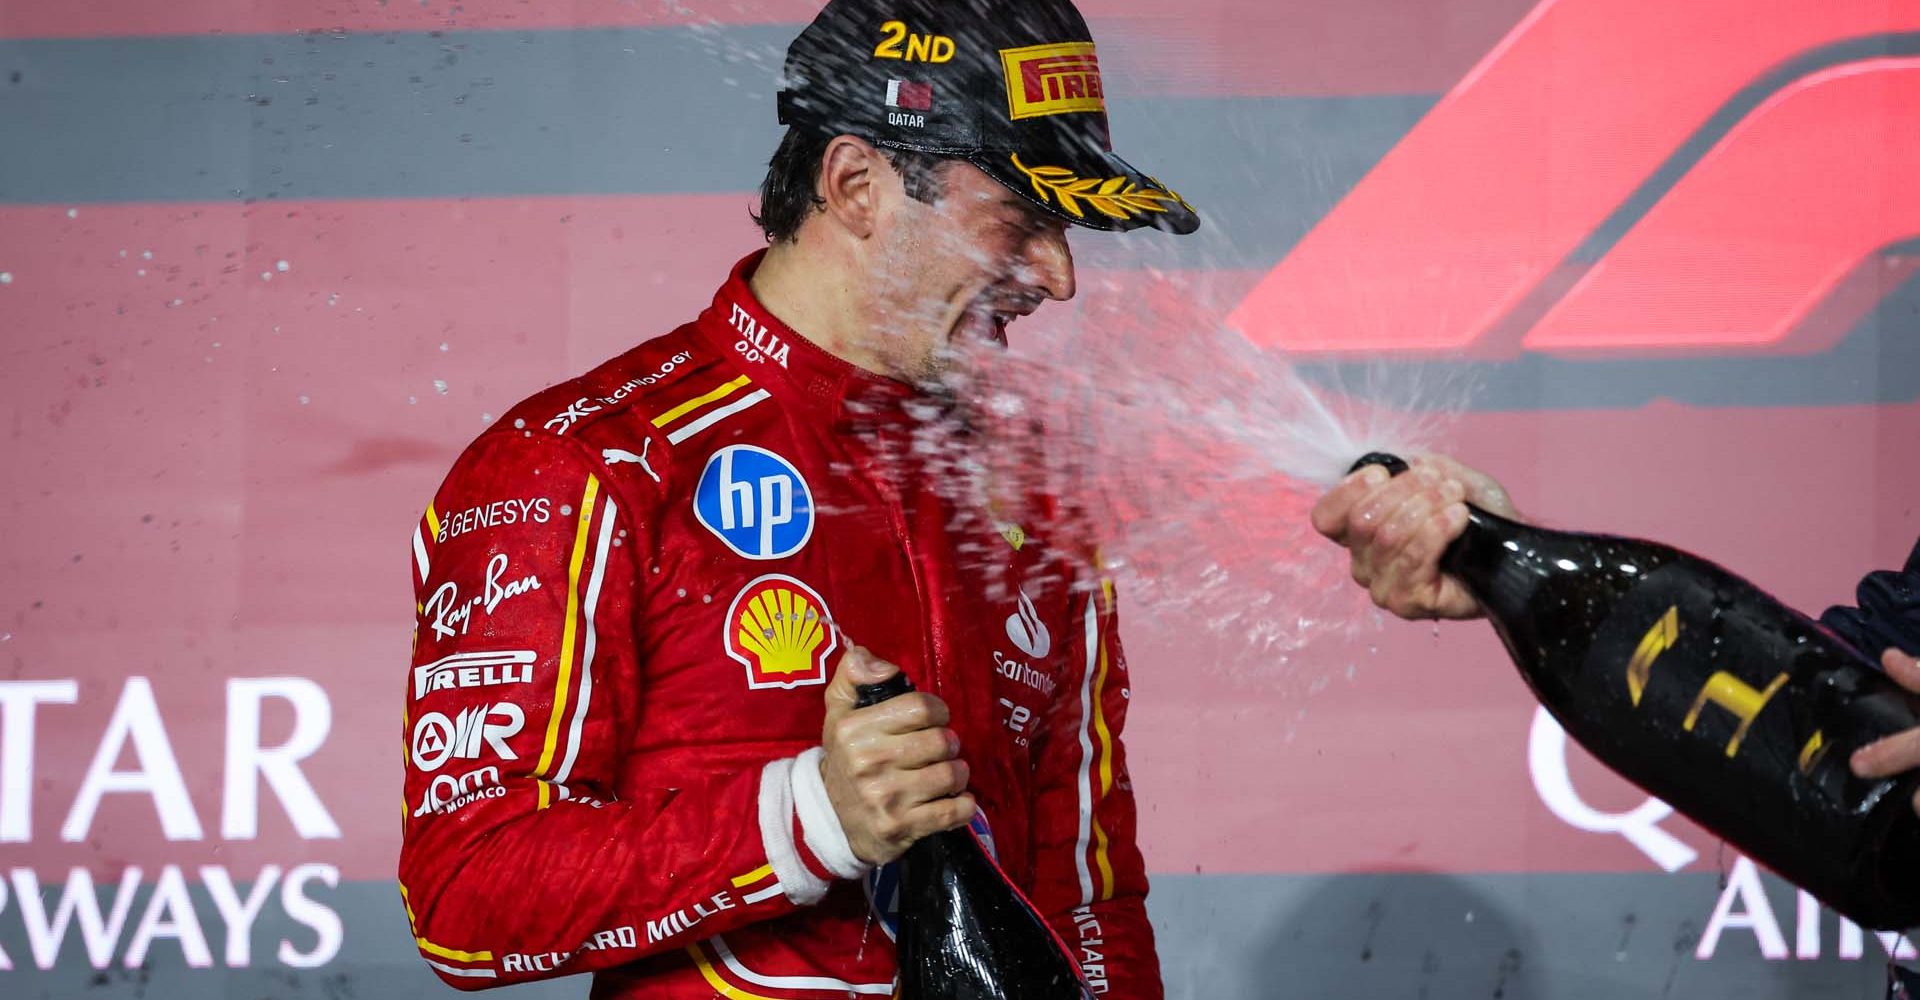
[397,0,1198,997]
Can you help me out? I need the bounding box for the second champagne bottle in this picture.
[1352,452,1920,930]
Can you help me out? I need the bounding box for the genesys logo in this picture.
[694,445,815,560]
[726,574,837,690]
[436,497,550,544]
[413,649,537,699]
[412,765,506,818]
[411,703,524,772]
[1005,588,1051,659]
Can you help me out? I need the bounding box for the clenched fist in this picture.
[1311,453,1518,621]
[819,646,976,865]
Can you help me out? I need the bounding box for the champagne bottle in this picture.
[855,673,1097,1000]
[1351,453,1920,930]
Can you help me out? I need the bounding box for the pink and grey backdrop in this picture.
[3,1,1918,997]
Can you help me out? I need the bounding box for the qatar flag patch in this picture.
[885,79,933,112]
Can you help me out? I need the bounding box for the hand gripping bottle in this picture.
[1352,453,1920,929]
[855,673,1097,999]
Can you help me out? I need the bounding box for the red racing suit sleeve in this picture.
[1027,576,1163,999]
[397,429,864,990]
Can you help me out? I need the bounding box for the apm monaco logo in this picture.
[694,445,815,560]
[411,765,505,818]
[1005,588,1052,659]
[1000,42,1104,121]
[725,574,837,690]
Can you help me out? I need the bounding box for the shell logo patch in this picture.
[726,574,838,690]
[1000,42,1104,121]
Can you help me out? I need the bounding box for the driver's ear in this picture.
[818,135,884,239]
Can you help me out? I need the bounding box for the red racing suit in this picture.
[398,251,1160,998]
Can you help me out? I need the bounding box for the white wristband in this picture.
[757,755,830,905]
[791,746,871,880]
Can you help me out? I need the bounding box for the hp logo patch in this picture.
[694,445,814,560]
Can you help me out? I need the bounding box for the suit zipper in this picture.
[863,459,944,683]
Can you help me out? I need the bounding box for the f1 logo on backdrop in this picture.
[1229,0,1920,357]
[695,445,815,560]
[1226,0,1920,962]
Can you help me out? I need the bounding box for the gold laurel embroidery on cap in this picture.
[1146,174,1196,215]
[1009,152,1177,221]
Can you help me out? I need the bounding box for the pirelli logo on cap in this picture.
[1001,42,1105,121]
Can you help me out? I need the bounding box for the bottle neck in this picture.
[1440,505,1549,623]
[1440,504,1513,583]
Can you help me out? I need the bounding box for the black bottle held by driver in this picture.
[1350,453,1920,929]
[854,673,1096,1000]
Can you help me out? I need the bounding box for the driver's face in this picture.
[865,159,1076,384]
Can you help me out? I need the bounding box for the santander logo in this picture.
[1005,589,1052,659]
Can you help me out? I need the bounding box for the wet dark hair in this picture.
[752,128,956,244]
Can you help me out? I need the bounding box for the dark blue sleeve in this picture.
[1819,536,1920,658]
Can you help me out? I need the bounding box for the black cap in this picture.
[777,0,1200,235]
